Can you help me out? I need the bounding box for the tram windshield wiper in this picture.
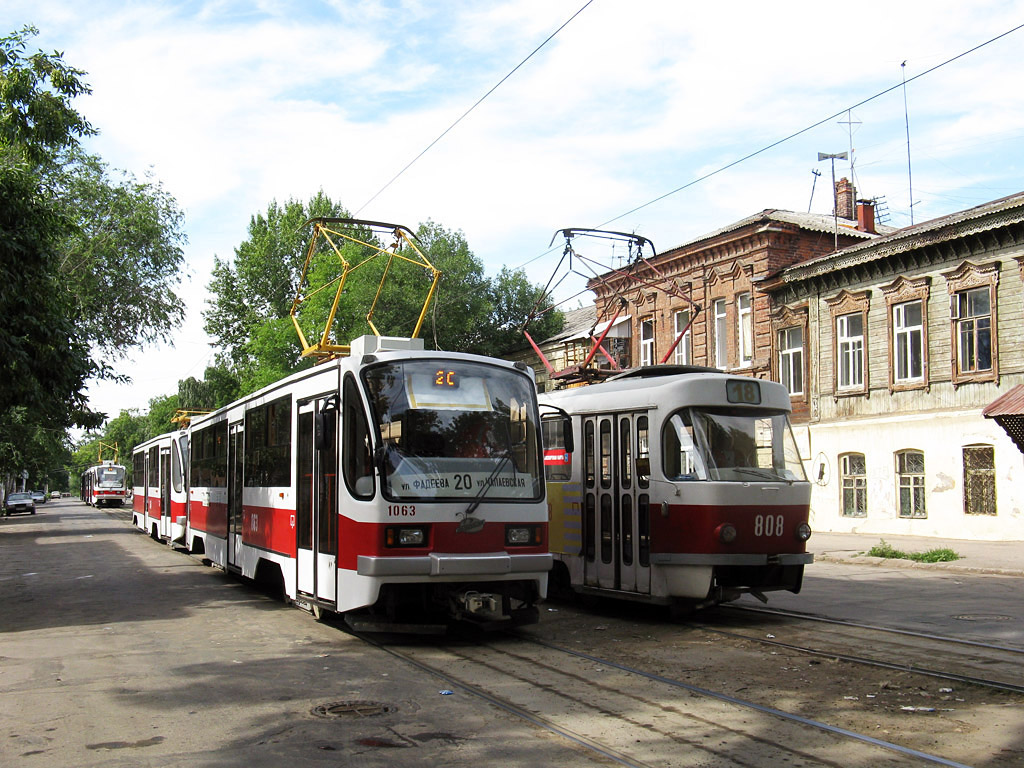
[731,466,792,483]
[459,422,517,531]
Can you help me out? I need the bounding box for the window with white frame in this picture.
[672,309,692,365]
[778,326,804,395]
[840,453,867,517]
[893,300,924,383]
[963,445,996,515]
[896,450,926,518]
[713,299,727,368]
[737,292,753,366]
[640,317,655,367]
[836,312,864,389]
[953,287,992,375]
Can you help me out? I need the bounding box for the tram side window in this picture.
[148,446,158,486]
[343,376,374,498]
[584,421,596,488]
[245,395,292,487]
[191,423,228,488]
[133,452,145,487]
[662,412,706,480]
[542,417,572,482]
[619,418,632,488]
[636,416,650,489]
[600,419,612,489]
[171,444,182,493]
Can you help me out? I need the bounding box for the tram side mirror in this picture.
[635,457,651,477]
[562,416,574,454]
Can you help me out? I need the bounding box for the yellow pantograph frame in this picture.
[290,218,442,359]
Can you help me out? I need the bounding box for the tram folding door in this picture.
[583,412,651,595]
[159,447,172,539]
[296,396,339,606]
[227,423,244,569]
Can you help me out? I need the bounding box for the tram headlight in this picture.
[715,523,738,545]
[505,524,541,546]
[386,526,427,548]
[795,522,812,541]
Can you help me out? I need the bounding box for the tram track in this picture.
[360,630,975,768]
[705,604,1024,696]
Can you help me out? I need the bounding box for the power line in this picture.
[513,21,1024,274]
[354,0,597,216]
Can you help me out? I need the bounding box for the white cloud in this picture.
[9,0,1024,420]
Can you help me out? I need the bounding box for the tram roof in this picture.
[539,368,794,414]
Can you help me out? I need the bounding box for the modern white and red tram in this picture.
[539,366,812,614]
[183,335,553,630]
[131,430,189,544]
[80,461,129,507]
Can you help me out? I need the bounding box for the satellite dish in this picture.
[813,453,831,486]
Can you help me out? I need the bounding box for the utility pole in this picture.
[818,151,848,251]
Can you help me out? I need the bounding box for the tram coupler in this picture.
[453,590,507,621]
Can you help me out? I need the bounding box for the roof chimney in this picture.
[835,177,855,220]
[856,199,876,234]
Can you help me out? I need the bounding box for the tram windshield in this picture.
[662,408,807,483]
[97,466,126,488]
[363,360,543,501]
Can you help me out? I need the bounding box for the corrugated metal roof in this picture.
[662,208,893,255]
[540,304,597,344]
[983,384,1024,418]
[775,190,1024,284]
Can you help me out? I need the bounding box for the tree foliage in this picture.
[204,202,564,396]
[53,148,187,362]
[0,26,94,164]
[1,26,188,487]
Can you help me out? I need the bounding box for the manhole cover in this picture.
[952,614,1013,622]
[312,701,394,718]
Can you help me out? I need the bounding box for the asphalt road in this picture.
[0,500,584,768]
[4,499,1023,767]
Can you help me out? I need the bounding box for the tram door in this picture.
[159,447,171,539]
[227,422,244,569]
[583,411,651,595]
[296,395,339,605]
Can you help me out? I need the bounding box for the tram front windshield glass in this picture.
[98,466,126,488]
[363,360,542,501]
[662,408,807,483]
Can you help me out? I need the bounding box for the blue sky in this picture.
[7,1,1024,424]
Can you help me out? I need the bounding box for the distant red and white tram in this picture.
[540,366,812,613]
[80,461,129,507]
[131,430,189,543]
[181,335,552,630]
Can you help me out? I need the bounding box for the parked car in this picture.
[3,492,36,516]
[31,490,46,504]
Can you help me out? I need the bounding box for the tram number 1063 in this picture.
[754,514,785,537]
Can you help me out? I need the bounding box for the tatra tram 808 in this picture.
[540,366,812,615]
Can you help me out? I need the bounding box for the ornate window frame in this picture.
[771,304,808,401]
[942,261,999,387]
[826,290,870,397]
[881,276,930,393]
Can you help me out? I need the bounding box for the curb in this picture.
[814,551,1024,578]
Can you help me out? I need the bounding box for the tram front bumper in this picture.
[357,552,553,578]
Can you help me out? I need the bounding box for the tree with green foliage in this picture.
[204,199,564,395]
[204,191,344,391]
[52,148,187,368]
[1,25,189,489]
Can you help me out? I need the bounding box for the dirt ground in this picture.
[523,597,1024,767]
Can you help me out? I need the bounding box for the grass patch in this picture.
[867,539,961,563]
